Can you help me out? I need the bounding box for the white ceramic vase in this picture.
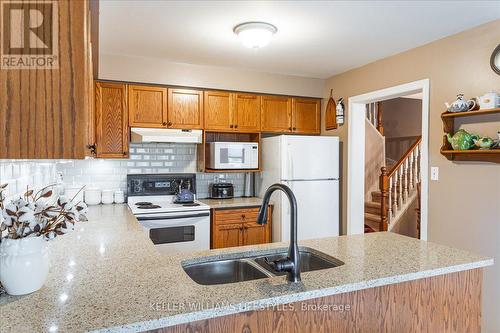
[0,236,49,295]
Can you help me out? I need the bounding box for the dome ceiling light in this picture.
[233,22,278,49]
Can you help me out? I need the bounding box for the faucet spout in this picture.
[258,183,301,282]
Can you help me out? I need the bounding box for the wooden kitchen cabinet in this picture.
[260,96,292,133]
[292,98,321,134]
[211,207,272,249]
[94,82,129,158]
[204,91,233,131]
[168,89,204,129]
[0,0,95,159]
[128,85,168,128]
[204,92,260,132]
[234,93,261,132]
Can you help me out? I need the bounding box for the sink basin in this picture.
[254,250,343,276]
[183,259,271,285]
[182,247,343,285]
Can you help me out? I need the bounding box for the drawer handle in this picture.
[241,214,246,219]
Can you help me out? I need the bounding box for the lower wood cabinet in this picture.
[211,207,272,249]
[94,82,129,158]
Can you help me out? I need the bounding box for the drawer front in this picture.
[214,207,260,225]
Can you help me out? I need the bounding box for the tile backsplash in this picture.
[0,143,246,200]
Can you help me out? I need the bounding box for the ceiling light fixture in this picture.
[233,22,277,49]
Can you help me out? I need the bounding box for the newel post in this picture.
[376,102,384,135]
[379,166,389,231]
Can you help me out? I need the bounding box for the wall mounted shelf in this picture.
[440,108,500,163]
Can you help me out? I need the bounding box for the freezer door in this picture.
[278,180,339,241]
[281,136,339,180]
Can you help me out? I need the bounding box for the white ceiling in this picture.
[100,1,500,79]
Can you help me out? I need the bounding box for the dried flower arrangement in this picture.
[0,184,88,241]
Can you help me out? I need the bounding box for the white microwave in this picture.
[207,142,259,169]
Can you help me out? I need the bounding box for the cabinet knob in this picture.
[167,121,173,127]
[230,124,234,128]
[293,127,297,131]
[288,127,292,131]
[162,122,167,126]
[241,214,246,219]
[123,151,127,156]
[234,124,238,128]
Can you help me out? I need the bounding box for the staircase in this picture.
[364,102,422,234]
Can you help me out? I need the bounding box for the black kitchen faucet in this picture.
[257,183,301,283]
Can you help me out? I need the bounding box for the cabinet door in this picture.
[243,221,270,246]
[128,85,168,128]
[94,82,129,158]
[204,91,233,131]
[292,98,321,134]
[261,96,292,133]
[168,89,204,129]
[234,93,261,132]
[213,224,242,249]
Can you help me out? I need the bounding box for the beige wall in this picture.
[381,97,422,138]
[100,54,325,97]
[322,19,500,332]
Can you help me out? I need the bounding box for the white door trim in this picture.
[347,79,430,240]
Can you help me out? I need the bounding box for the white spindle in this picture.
[408,151,414,192]
[398,165,404,207]
[393,172,398,213]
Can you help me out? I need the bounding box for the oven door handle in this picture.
[136,212,210,221]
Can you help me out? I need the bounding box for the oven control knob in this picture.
[134,186,141,193]
[223,190,227,195]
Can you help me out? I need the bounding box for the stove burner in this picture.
[174,200,194,205]
[135,202,153,206]
[182,203,200,207]
[137,205,161,209]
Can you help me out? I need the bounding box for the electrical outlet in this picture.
[431,167,439,181]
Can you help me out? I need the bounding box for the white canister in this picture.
[478,91,499,109]
[101,190,114,204]
[84,188,102,205]
[114,190,125,204]
[65,185,85,204]
[0,236,49,295]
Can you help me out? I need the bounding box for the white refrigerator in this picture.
[257,135,340,242]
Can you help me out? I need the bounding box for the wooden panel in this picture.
[292,98,320,134]
[152,269,482,333]
[0,0,91,159]
[234,93,261,132]
[168,89,204,129]
[212,223,242,249]
[204,91,233,131]
[261,95,292,133]
[128,85,167,128]
[94,82,128,158]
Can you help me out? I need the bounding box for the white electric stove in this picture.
[127,174,210,254]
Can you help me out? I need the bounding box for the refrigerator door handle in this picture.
[287,144,294,180]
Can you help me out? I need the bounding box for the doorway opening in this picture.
[347,79,429,240]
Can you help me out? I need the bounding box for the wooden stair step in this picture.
[364,213,381,232]
[365,201,381,214]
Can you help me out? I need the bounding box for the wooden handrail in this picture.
[387,136,422,177]
[379,135,422,232]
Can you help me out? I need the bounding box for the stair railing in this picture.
[379,136,421,231]
[366,102,384,135]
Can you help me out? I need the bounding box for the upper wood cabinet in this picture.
[0,0,94,159]
[168,89,204,129]
[261,96,292,133]
[204,91,261,132]
[204,91,233,131]
[94,82,129,158]
[128,85,168,128]
[234,93,261,132]
[292,98,321,134]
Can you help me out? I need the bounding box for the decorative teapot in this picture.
[475,137,493,150]
[446,129,477,150]
[445,94,473,113]
[175,180,195,203]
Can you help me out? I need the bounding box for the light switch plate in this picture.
[431,167,439,181]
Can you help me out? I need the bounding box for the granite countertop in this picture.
[199,197,267,209]
[0,205,493,333]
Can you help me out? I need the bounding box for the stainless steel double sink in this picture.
[182,247,344,285]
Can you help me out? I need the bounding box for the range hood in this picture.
[130,128,203,144]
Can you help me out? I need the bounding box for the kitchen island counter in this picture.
[199,197,268,209]
[0,205,492,333]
